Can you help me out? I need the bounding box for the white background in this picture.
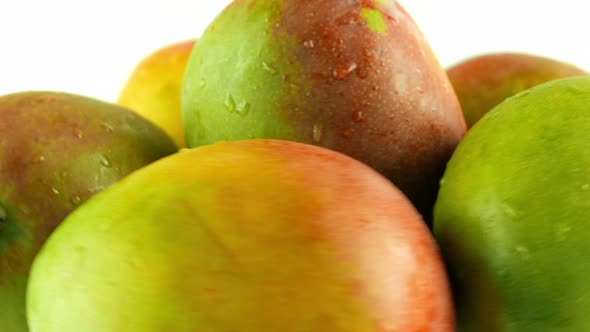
[1,1,587,103]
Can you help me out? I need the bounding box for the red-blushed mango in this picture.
[0,91,177,332]
[27,139,455,332]
[118,39,196,148]
[182,0,467,222]
[447,52,587,127]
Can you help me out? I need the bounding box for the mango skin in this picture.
[434,76,590,331]
[0,91,177,332]
[27,139,454,332]
[118,40,196,148]
[447,52,587,127]
[183,0,466,222]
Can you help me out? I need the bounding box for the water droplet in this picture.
[333,62,358,80]
[304,40,315,49]
[335,11,358,26]
[50,186,60,195]
[439,178,446,186]
[100,155,112,168]
[515,245,530,260]
[98,219,114,231]
[582,184,590,191]
[32,155,46,164]
[312,122,324,143]
[88,185,107,195]
[501,203,517,218]
[236,101,251,116]
[262,62,277,75]
[224,94,236,113]
[70,195,82,206]
[73,128,84,139]
[101,123,114,132]
[352,111,364,123]
[340,128,354,138]
[556,223,572,241]
[514,90,530,99]
[416,87,424,94]
[199,80,206,88]
[73,245,86,265]
[394,74,408,94]
[128,255,145,269]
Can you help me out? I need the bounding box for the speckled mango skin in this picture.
[434,76,590,331]
[182,0,467,222]
[447,52,587,128]
[27,139,454,332]
[0,91,177,332]
[118,40,196,148]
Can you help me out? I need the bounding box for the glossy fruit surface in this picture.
[435,76,590,331]
[28,139,454,332]
[183,0,466,221]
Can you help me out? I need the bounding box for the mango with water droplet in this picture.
[118,40,196,148]
[434,76,590,331]
[0,91,177,331]
[447,52,587,127]
[182,0,467,222]
[27,139,454,331]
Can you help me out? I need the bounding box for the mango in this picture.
[434,76,590,331]
[0,91,177,331]
[447,52,587,127]
[182,0,466,222]
[28,139,454,332]
[118,40,196,148]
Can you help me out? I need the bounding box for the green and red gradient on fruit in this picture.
[0,91,177,332]
[183,0,466,221]
[447,52,587,127]
[28,139,454,331]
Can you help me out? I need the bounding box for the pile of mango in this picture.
[2,1,589,331]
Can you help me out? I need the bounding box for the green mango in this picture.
[27,139,454,331]
[0,91,177,331]
[434,76,590,331]
[447,52,587,128]
[182,0,466,222]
